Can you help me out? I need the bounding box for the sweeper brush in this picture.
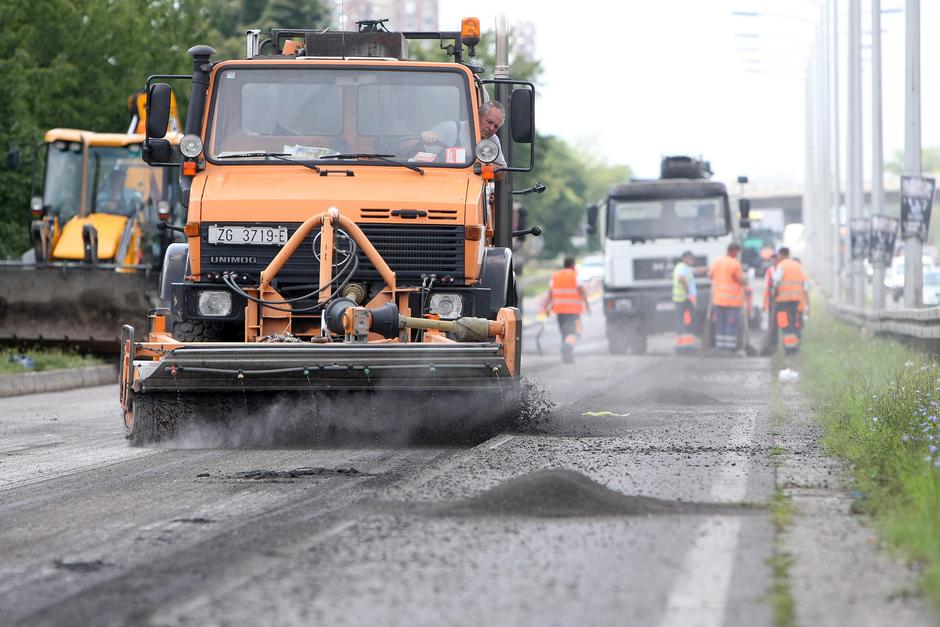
[119,210,522,444]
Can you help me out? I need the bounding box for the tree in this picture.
[0,0,329,258]
[886,146,940,175]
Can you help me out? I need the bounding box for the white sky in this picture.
[440,0,939,187]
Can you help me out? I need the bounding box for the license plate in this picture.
[207,225,288,246]
[656,302,676,312]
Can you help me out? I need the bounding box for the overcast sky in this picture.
[440,0,938,187]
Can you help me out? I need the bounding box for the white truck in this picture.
[586,156,751,354]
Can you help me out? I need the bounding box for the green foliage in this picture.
[799,306,940,609]
[0,347,103,373]
[0,0,329,258]
[886,146,940,176]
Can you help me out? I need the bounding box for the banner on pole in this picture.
[900,175,936,241]
[869,215,899,266]
[850,218,870,261]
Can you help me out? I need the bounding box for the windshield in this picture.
[87,145,166,217]
[42,141,83,221]
[607,196,729,240]
[207,67,475,166]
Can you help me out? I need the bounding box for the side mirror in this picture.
[739,198,751,229]
[6,149,21,171]
[143,139,172,164]
[586,204,599,235]
[146,83,172,139]
[509,88,534,144]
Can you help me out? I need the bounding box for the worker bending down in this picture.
[544,256,592,364]
[709,242,748,353]
[772,247,807,354]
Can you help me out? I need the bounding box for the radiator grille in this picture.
[201,223,464,283]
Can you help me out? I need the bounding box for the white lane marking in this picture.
[486,434,514,450]
[658,411,758,627]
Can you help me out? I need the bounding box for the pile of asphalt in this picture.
[435,469,735,518]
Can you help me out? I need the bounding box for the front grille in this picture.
[633,255,707,280]
[201,223,464,283]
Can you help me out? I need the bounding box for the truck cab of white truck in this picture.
[587,156,750,354]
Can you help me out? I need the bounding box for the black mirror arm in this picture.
[513,182,546,196]
[157,222,186,234]
[513,225,542,238]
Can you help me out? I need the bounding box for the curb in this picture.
[0,364,117,398]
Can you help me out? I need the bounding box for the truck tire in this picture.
[172,319,238,342]
[607,324,629,354]
[628,328,648,354]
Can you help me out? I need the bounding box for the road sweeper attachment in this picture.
[119,209,522,444]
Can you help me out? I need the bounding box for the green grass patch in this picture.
[0,347,104,374]
[798,306,940,608]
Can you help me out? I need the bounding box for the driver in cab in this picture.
[418,101,507,168]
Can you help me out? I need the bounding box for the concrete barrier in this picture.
[0,364,117,398]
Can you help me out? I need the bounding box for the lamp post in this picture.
[903,0,922,308]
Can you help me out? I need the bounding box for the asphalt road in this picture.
[0,310,779,626]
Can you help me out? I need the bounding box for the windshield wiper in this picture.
[215,152,320,173]
[321,153,424,175]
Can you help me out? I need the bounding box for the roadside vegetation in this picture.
[798,307,940,608]
[0,347,103,374]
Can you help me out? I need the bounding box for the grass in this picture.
[797,305,940,608]
[767,371,797,627]
[0,347,104,374]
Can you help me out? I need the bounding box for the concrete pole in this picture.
[903,0,922,308]
[847,0,864,308]
[831,0,844,303]
[820,2,834,295]
[871,0,887,310]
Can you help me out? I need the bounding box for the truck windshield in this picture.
[207,67,475,167]
[607,196,729,240]
[42,141,83,222]
[87,145,163,217]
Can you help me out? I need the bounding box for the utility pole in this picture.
[831,0,844,303]
[903,0,922,308]
[847,0,864,308]
[871,0,887,310]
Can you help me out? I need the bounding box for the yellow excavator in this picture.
[0,92,183,349]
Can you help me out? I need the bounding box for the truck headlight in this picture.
[180,134,203,158]
[428,293,464,319]
[475,138,499,163]
[197,290,232,316]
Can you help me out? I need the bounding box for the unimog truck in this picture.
[120,18,539,442]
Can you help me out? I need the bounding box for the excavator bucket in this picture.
[0,265,159,351]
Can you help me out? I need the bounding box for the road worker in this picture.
[772,247,808,354]
[672,251,703,353]
[709,242,748,353]
[544,256,592,364]
[762,252,780,347]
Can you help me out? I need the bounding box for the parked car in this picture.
[886,255,936,302]
[578,254,605,286]
[925,268,940,306]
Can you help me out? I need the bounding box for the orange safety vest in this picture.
[549,268,584,314]
[710,255,745,307]
[775,258,806,303]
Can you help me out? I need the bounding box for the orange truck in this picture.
[119,18,540,442]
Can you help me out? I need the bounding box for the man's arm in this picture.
[578,284,592,315]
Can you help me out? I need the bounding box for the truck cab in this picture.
[589,156,744,354]
[145,20,535,342]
